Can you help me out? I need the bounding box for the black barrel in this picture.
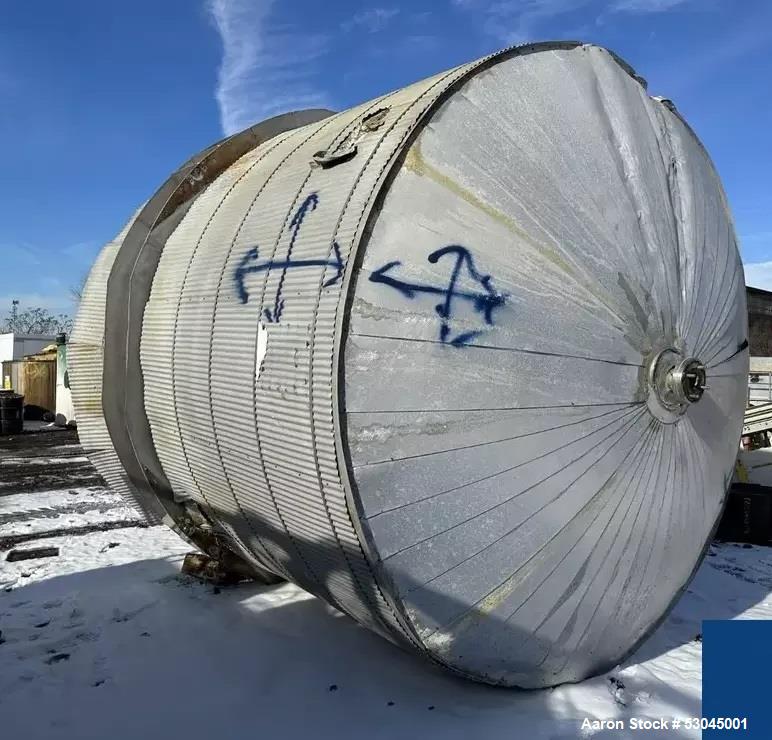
[0,391,24,436]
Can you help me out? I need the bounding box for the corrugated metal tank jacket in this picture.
[70,42,749,687]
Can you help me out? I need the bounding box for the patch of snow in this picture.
[0,505,140,539]
[2,430,771,740]
[0,456,90,466]
[1,523,770,739]
[0,487,139,539]
[1,487,117,515]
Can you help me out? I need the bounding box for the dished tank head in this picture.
[72,42,748,687]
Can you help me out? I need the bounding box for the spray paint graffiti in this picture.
[369,245,506,347]
[235,192,344,322]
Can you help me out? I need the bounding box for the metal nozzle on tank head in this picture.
[646,348,706,423]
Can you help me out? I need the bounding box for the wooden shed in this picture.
[2,344,57,413]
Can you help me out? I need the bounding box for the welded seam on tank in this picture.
[625,425,686,620]
[696,261,742,363]
[677,421,695,552]
[350,333,643,367]
[385,409,648,617]
[582,416,736,683]
[576,420,671,662]
[168,122,337,586]
[692,227,740,359]
[671,105,739,356]
[629,424,678,609]
[244,103,393,614]
[399,127,638,342]
[617,421,678,594]
[693,236,742,358]
[368,405,643,519]
[423,416,656,648]
[692,264,748,368]
[347,401,641,414]
[354,404,644,468]
[394,407,647,591]
[416,416,655,685]
[580,423,671,652]
[691,416,712,524]
[505,419,660,671]
[532,425,662,678]
[545,421,664,672]
[579,155,746,674]
[671,135,702,348]
[691,220,734,355]
[581,74,669,340]
[696,254,747,371]
[705,338,749,370]
[201,116,349,583]
[685,415,710,522]
[635,423,681,608]
[543,420,664,675]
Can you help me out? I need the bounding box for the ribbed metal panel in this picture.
[140,82,434,636]
[68,210,163,523]
[81,42,747,687]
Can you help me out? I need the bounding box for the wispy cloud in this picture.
[744,262,772,292]
[341,7,400,33]
[611,0,692,11]
[208,0,332,136]
[452,0,596,45]
[453,0,698,44]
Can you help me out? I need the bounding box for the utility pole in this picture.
[11,299,19,329]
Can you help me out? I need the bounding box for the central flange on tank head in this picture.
[646,347,707,423]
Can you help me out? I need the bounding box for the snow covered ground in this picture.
[2,429,772,739]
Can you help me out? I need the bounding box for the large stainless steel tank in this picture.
[70,42,749,687]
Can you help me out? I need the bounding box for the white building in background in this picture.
[0,332,58,366]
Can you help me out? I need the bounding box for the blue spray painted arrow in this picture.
[369,245,506,347]
[234,192,345,322]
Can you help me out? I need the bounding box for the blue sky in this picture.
[1,0,771,318]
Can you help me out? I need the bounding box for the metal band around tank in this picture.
[101,109,335,570]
